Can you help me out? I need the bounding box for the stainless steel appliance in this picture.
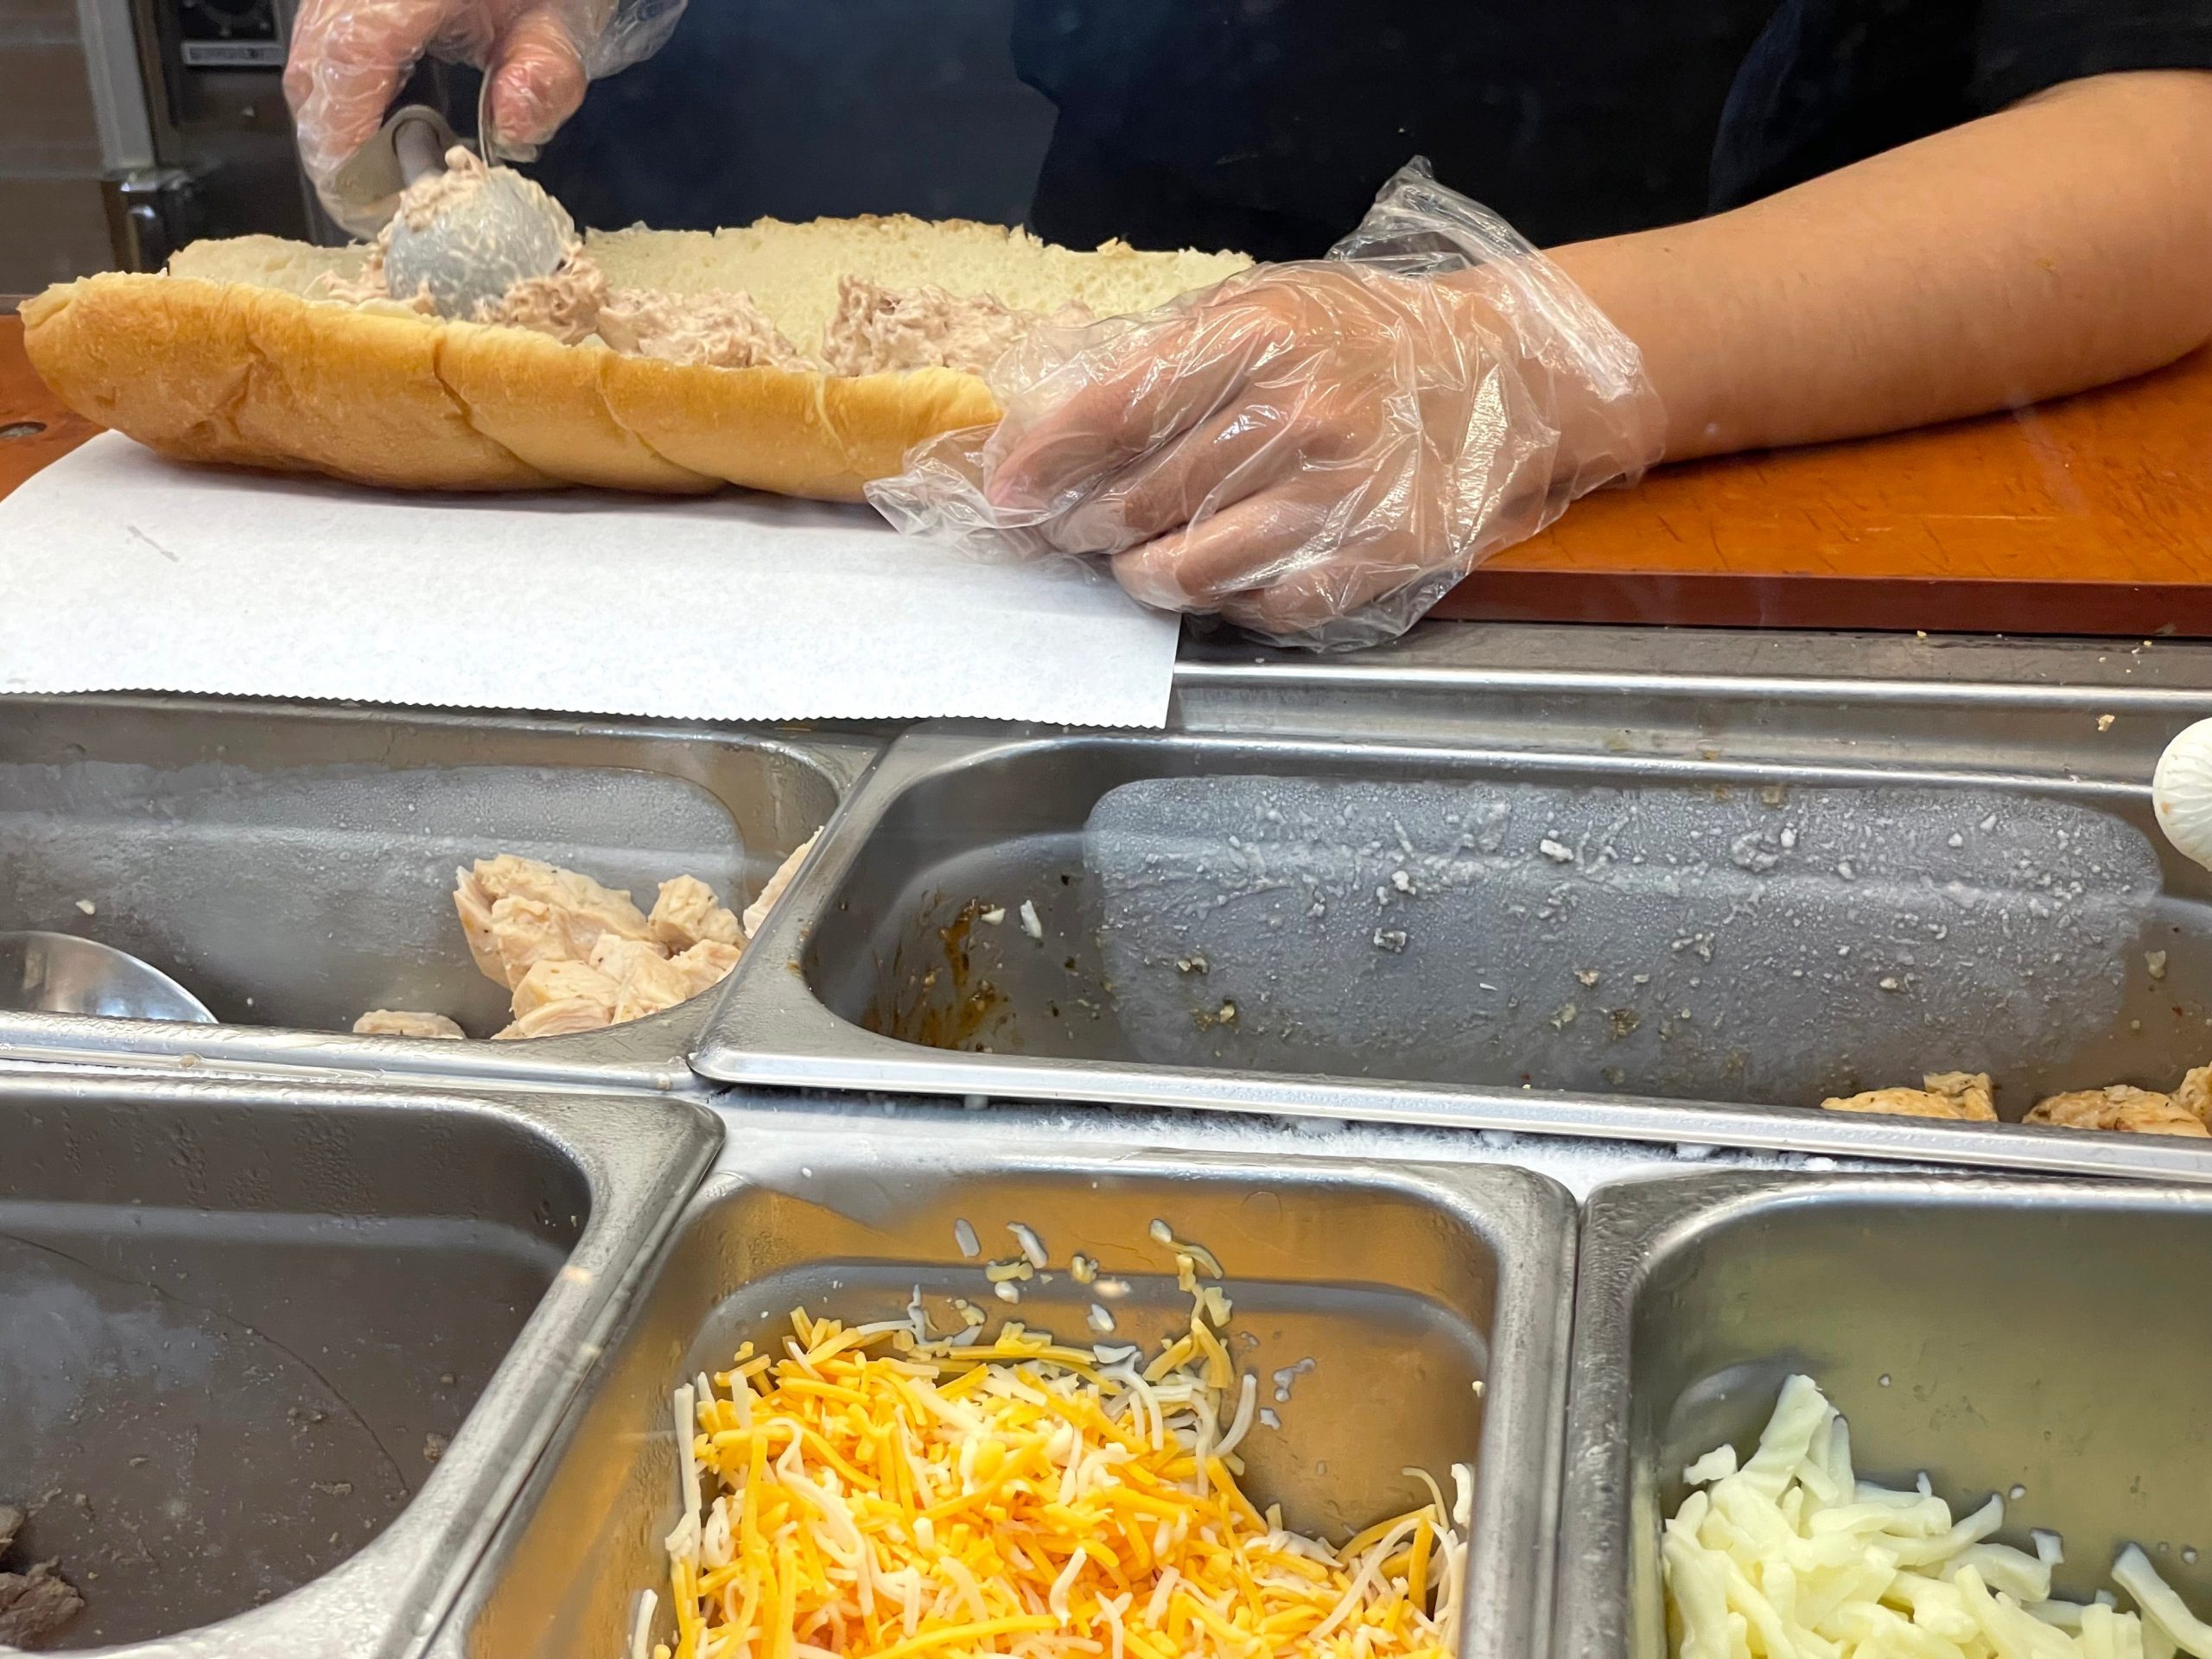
[3,0,478,286]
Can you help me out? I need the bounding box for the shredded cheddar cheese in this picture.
[650,1274,1468,1659]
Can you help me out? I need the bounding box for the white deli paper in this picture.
[0,435,1180,727]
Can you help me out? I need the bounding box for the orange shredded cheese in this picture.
[649,1279,1466,1659]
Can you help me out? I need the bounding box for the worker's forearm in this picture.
[1548,70,2212,462]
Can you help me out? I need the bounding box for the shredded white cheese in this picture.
[1665,1376,2209,1659]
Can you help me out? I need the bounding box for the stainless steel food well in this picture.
[695,686,2212,1181]
[0,1065,718,1659]
[1554,1168,2212,1657]
[427,1107,1579,1659]
[0,694,874,1089]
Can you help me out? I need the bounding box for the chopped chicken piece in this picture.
[588,933,671,982]
[482,895,601,987]
[509,957,620,1021]
[2174,1063,2212,1126]
[671,939,742,997]
[1821,1071,1998,1122]
[742,832,819,939]
[582,932,739,1020]
[416,848,808,1041]
[2025,1084,2211,1138]
[608,950,698,1023]
[454,855,652,988]
[352,1009,465,1039]
[649,874,743,951]
[494,996,616,1039]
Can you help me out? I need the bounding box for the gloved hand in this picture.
[869,162,1665,649]
[284,0,686,232]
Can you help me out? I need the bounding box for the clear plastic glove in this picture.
[868,162,1665,650]
[285,0,686,232]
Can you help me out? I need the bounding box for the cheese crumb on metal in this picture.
[1007,1224,1048,1269]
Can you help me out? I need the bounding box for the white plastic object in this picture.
[2152,717,2212,870]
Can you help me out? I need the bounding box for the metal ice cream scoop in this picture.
[329,105,575,321]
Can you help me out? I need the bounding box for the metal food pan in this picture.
[1554,1169,2212,1656]
[0,1065,718,1659]
[0,694,874,1090]
[695,720,2212,1183]
[428,1109,1578,1659]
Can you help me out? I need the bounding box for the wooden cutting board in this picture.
[0,315,99,499]
[1439,343,2212,634]
[7,310,2209,634]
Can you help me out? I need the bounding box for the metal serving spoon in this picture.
[0,931,216,1023]
[328,103,575,321]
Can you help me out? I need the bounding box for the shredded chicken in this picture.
[365,842,815,1042]
[453,855,654,989]
[820,276,1091,377]
[649,874,745,950]
[509,957,620,1021]
[496,995,620,1040]
[742,831,819,938]
[2174,1062,2212,1124]
[351,1008,465,1039]
[1821,1071,1996,1122]
[671,938,743,993]
[2025,1084,2211,1139]
[1823,1064,2212,1140]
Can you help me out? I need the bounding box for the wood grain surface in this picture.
[0,314,99,499]
[7,308,2209,634]
[1440,342,2212,633]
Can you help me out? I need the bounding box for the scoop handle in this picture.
[394,110,448,187]
[325,104,465,219]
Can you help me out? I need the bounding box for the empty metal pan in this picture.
[0,1066,716,1658]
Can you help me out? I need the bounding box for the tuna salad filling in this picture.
[308,149,1084,377]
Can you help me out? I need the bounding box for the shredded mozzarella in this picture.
[1665,1376,2210,1659]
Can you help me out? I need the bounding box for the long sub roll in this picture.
[22,208,1247,502]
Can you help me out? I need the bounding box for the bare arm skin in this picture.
[1548,70,2212,461]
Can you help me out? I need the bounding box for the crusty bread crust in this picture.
[22,270,1003,499]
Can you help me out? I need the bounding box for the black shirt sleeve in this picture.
[1970,0,2212,113]
[1711,0,2212,215]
